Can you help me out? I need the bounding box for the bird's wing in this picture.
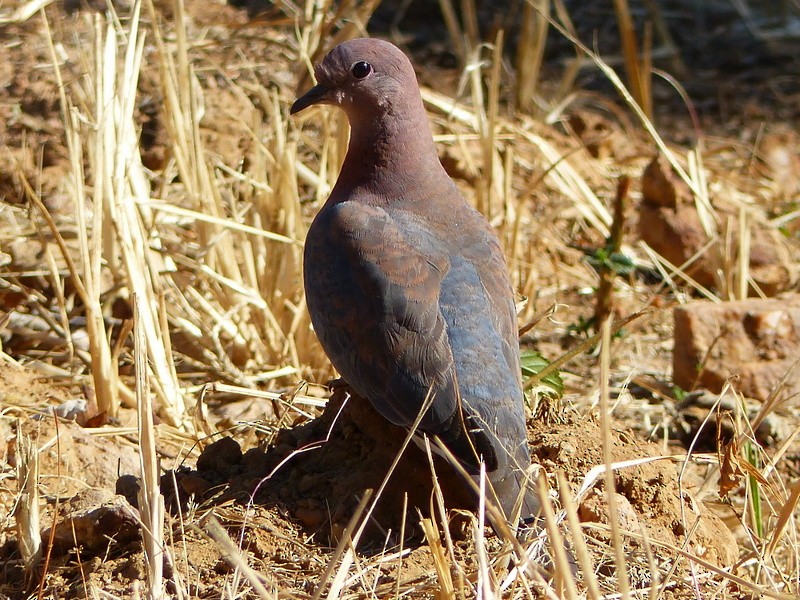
[306,202,485,461]
[439,247,528,471]
[437,234,533,515]
[307,201,525,472]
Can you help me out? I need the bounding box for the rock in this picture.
[179,474,212,497]
[43,489,140,553]
[579,489,642,532]
[673,297,800,403]
[115,474,141,508]
[638,154,795,296]
[196,436,243,472]
[760,124,800,200]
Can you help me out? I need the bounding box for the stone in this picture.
[673,297,800,403]
[638,154,795,296]
[43,489,140,553]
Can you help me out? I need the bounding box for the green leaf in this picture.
[587,248,636,276]
[671,385,688,402]
[520,350,564,398]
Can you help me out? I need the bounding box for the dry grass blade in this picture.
[419,516,455,598]
[764,476,800,561]
[38,11,119,419]
[585,521,798,599]
[423,438,460,575]
[102,0,184,426]
[437,0,467,65]
[310,491,372,600]
[0,0,55,23]
[473,471,493,599]
[599,317,632,599]
[638,240,721,301]
[459,0,480,53]
[422,85,613,237]
[524,308,651,391]
[612,0,652,119]
[133,294,165,600]
[140,201,300,246]
[736,206,751,300]
[310,390,439,599]
[688,357,800,506]
[514,127,612,236]
[556,471,601,599]
[515,0,550,114]
[14,427,42,573]
[428,436,522,554]
[529,2,700,195]
[536,471,577,599]
[482,31,504,222]
[31,0,186,425]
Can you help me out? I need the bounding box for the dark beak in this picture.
[290,83,332,115]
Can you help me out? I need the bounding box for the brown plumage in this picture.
[292,38,538,524]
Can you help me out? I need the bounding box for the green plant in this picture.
[520,349,564,400]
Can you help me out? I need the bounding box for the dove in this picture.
[291,38,539,526]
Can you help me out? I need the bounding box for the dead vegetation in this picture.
[1,0,799,598]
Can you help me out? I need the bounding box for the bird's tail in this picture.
[487,465,579,578]
[486,463,540,526]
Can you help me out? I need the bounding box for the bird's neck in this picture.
[331,103,446,204]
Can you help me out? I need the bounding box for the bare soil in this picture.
[0,368,740,597]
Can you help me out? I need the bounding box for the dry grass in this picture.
[1,0,799,598]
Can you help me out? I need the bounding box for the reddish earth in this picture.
[0,365,741,596]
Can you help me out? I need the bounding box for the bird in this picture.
[291,38,539,527]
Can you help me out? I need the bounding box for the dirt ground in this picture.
[0,365,742,597]
[1,0,799,598]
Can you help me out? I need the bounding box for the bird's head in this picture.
[290,38,419,119]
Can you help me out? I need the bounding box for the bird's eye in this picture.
[351,61,372,79]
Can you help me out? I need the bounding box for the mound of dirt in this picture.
[528,415,738,568]
[0,365,739,597]
[162,386,479,543]
[159,385,737,570]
